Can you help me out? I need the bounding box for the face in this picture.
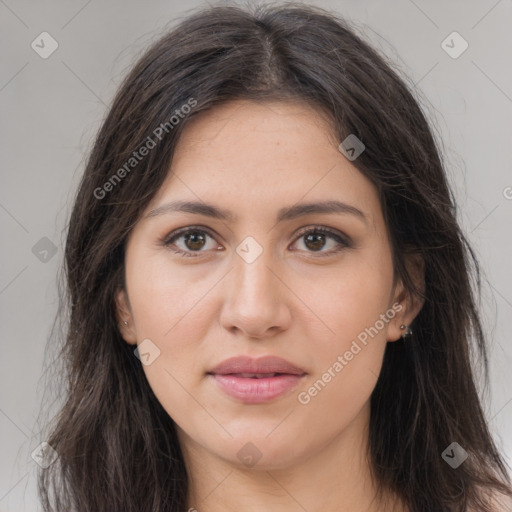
[116,99,423,471]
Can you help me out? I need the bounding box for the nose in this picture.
[219,250,292,340]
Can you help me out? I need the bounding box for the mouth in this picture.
[207,371,307,404]
[224,372,290,378]
[207,355,307,403]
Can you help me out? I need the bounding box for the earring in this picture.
[400,324,412,339]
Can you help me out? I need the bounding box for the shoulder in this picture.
[470,490,512,512]
[491,493,512,512]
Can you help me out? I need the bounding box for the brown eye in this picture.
[163,228,220,257]
[304,232,327,251]
[182,231,207,251]
[291,226,351,256]
[163,225,350,259]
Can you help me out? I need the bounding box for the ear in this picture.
[387,252,425,342]
[114,288,137,345]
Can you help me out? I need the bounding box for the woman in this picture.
[37,2,512,511]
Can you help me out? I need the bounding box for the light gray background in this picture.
[1,0,511,510]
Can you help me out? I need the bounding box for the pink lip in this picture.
[207,355,307,404]
[209,355,305,375]
[209,374,305,403]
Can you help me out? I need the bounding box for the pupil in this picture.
[185,232,205,250]
[305,233,325,251]
[183,232,326,252]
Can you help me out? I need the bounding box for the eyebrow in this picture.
[145,199,368,225]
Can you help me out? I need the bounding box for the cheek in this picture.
[125,250,218,411]
[313,249,395,346]
[300,251,394,405]
[126,253,215,430]
[126,247,214,340]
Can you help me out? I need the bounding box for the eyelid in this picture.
[162,225,219,246]
[292,225,351,247]
[161,224,352,257]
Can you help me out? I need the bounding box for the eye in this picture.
[161,225,351,258]
[290,226,351,257]
[162,227,221,258]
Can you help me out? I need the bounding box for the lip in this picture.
[207,355,307,404]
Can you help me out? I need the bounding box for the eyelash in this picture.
[161,225,351,258]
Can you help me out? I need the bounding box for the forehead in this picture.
[173,99,339,160]
[145,99,381,232]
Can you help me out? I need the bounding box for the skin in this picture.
[116,99,424,512]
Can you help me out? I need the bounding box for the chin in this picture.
[208,434,311,471]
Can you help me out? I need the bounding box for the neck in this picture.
[179,403,406,512]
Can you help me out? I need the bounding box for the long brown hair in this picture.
[37,2,512,511]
